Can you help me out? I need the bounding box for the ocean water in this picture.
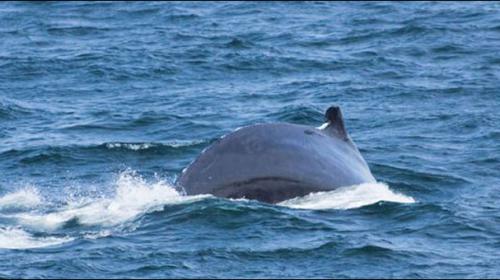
[1,1,499,278]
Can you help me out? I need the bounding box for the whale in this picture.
[176,106,375,204]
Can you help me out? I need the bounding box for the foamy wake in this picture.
[0,171,209,249]
[12,171,209,231]
[0,227,73,250]
[279,182,415,210]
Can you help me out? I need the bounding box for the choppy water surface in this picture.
[1,2,499,278]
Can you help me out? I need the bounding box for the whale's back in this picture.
[176,122,375,203]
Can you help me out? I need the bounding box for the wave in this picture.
[46,26,113,36]
[279,182,415,210]
[1,140,209,164]
[266,105,323,125]
[0,187,42,211]
[0,98,38,120]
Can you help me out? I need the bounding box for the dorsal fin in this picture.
[322,106,349,140]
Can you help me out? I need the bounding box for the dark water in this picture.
[1,1,499,278]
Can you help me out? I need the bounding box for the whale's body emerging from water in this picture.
[176,106,375,203]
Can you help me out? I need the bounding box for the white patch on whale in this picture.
[317,122,330,130]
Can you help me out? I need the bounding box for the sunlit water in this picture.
[0,2,499,278]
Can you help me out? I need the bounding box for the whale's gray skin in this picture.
[176,106,375,203]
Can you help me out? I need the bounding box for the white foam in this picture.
[279,182,415,210]
[0,187,42,210]
[0,227,73,249]
[165,139,205,148]
[105,140,205,151]
[13,170,210,231]
[83,229,112,240]
[105,143,154,150]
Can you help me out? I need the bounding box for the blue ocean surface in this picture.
[1,2,499,278]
